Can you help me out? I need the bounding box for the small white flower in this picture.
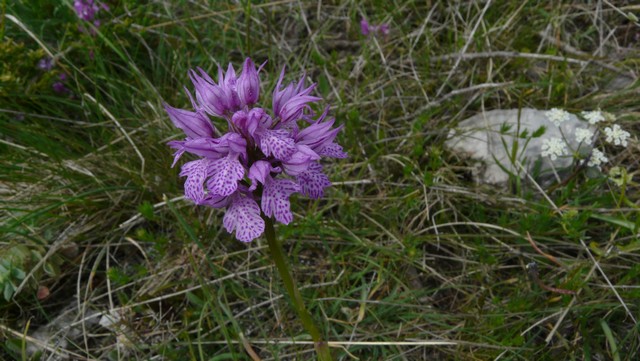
[587,149,608,169]
[545,108,570,127]
[541,137,568,160]
[581,110,605,124]
[575,128,594,144]
[604,124,631,147]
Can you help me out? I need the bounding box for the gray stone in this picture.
[445,108,594,185]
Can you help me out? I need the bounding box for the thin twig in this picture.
[430,50,632,77]
[525,231,564,268]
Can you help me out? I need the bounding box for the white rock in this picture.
[445,108,594,185]
[26,300,100,359]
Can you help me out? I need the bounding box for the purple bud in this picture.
[360,18,370,35]
[273,83,296,117]
[295,112,343,152]
[272,68,317,119]
[190,70,229,117]
[38,57,54,71]
[248,160,272,191]
[182,138,229,159]
[248,107,268,131]
[378,24,390,36]
[278,94,321,124]
[164,103,215,139]
[224,63,237,88]
[272,67,294,115]
[237,58,260,106]
[282,145,320,176]
[231,109,260,137]
[52,82,69,94]
[74,0,98,21]
[224,133,248,159]
[216,64,241,111]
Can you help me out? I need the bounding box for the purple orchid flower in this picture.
[38,57,54,71]
[52,73,70,94]
[74,0,109,32]
[165,58,347,242]
[360,17,390,37]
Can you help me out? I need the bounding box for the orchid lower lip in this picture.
[166,58,347,242]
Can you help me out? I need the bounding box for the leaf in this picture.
[4,283,14,301]
[590,214,637,232]
[532,125,546,138]
[600,319,621,361]
[138,201,155,220]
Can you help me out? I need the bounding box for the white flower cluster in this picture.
[545,108,571,127]
[581,110,605,124]
[575,128,594,144]
[604,124,631,147]
[575,109,631,171]
[541,137,568,160]
[537,107,631,174]
[587,149,608,169]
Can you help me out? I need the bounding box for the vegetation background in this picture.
[1,0,640,360]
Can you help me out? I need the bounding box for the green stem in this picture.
[263,216,333,361]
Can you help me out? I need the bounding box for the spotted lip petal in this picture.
[318,143,348,159]
[180,159,208,204]
[262,177,300,225]
[259,129,296,161]
[206,155,245,197]
[223,195,265,242]
[296,162,331,199]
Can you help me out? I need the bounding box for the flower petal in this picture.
[318,143,348,159]
[189,69,229,117]
[167,140,186,167]
[223,196,265,242]
[259,129,296,161]
[206,156,245,197]
[248,160,272,191]
[262,178,300,224]
[183,138,228,159]
[282,145,320,176]
[180,159,208,204]
[164,103,215,139]
[278,94,321,124]
[237,57,260,106]
[201,193,231,208]
[297,163,331,199]
[360,18,370,35]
